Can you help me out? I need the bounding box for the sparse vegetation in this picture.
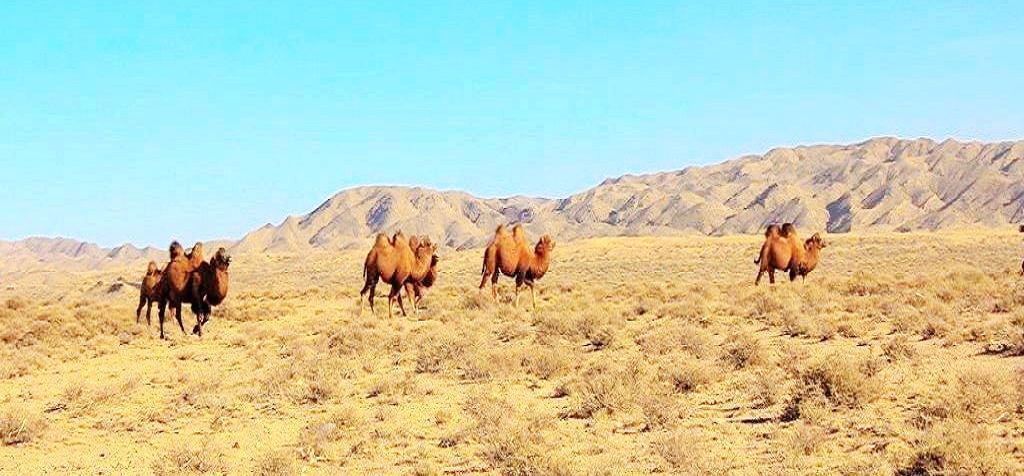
[2,232,1024,473]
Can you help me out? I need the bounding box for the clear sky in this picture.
[2,1,1022,247]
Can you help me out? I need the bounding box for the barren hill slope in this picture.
[232,137,1024,253]
[4,137,1023,264]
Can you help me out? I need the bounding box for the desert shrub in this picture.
[465,394,572,476]
[652,431,726,474]
[367,371,419,399]
[882,336,917,362]
[638,391,686,431]
[519,345,571,380]
[564,359,647,418]
[786,423,825,457]
[782,352,881,421]
[253,451,296,476]
[897,420,1016,476]
[296,419,345,462]
[661,357,712,394]
[415,333,470,374]
[152,441,226,475]
[747,368,783,409]
[912,365,1017,428]
[635,322,711,358]
[0,406,45,445]
[720,331,768,369]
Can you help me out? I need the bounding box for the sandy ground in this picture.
[1,231,1023,475]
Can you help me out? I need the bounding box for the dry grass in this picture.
[1,231,1023,473]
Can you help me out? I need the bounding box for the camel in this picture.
[479,224,555,309]
[188,248,231,334]
[754,223,815,285]
[797,233,827,279]
[157,241,207,339]
[407,235,439,309]
[360,232,437,318]
[136,261,162,325]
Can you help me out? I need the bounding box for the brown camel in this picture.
[188,248,231,334]
[157,241,207,339]
[360,232,437,317]
[407,235,439,309]
[754,223,812,285]
[797,233,827,280]
[479,224,555,309]
[136,261,162,325]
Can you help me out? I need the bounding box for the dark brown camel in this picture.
[479,224,555,309]
[188,248,231,334]
[136,261,162,325]
[360,232,437,317]
[157,241,206,339]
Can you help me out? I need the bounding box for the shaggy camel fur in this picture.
[797,233,827,279]
[755,223,810,285]
[136,261,162,325]
[158,241,207,339]
[187,248,231,334]
[360,232,437,317]
[407,235,439,309]
[479,224,555,309]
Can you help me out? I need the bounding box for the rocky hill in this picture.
[229,137,1024,252]
[4,137,1023,265]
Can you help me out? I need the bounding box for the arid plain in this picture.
[2,231,1024,475]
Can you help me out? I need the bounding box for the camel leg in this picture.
[136,296,146,323]
[158,299,167,340]
[395,283,408,317]
[514,274,525,308]
[359,273,374,316]
[491,271,500,301]
[387,283,399,319]
[768,269,776,284]
[175,303,186,335]
[789,268,798,282]
[405,282,418,314]
[145,299,153,326]
[755,268,765,286]
[528,281,537,310]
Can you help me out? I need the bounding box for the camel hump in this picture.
[409,235,421,249]
[391,230,405,245]
[764,224,781,238]
[374,233,390,248]
[494,224,509,235]
[780,223,797,237]
[147,261,158,274]
[512,224,526,239]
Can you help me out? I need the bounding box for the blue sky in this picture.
[2,1,1022,247]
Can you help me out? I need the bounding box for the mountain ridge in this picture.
[4,136,1022,267]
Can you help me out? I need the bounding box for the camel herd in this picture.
[137,223,834,339]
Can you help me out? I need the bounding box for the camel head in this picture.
[210,248,231,272]
[535,235,555,256]
[169,241,185,260]
[805,233,827,251]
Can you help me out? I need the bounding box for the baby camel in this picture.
[479,224,555,309]
[136,261,162,325]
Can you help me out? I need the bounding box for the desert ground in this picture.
[1,231,1023,475]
